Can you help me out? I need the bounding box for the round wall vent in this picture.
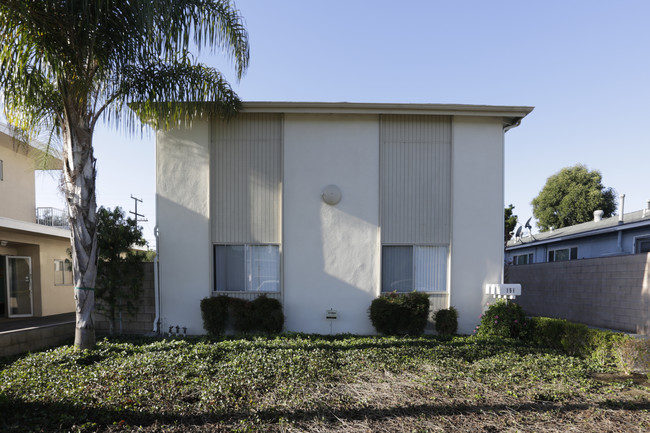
[321,184,342,205]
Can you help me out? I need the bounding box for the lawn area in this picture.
[1,334,649,432]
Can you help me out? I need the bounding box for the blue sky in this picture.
[36,0,650,245]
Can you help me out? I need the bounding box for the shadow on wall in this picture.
[156,195,211,334]
[283,196,379,335]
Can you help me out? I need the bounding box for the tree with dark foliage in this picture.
[532,164,616,232]
[96,206,147,335]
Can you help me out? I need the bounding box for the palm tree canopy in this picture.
[0,0,249,135]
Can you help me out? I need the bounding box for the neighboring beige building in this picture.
[0,127,73,319]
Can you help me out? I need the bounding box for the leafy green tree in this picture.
[96,206,146,335]
[504,204,518,242]
[139,249,157,262]
[531,164,616,232]
[0,1,248,349]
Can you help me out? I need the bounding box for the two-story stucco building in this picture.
[154,102,533,335]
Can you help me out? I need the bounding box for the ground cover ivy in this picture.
[0,334,647,432]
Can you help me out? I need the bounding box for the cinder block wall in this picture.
[506,253,650,334]
[0,323,75,357]
[95,262,156,335]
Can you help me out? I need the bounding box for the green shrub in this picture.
[615,338,643,375]
[434,306,458,336]
[560,322,590,356]
[528,317,565,349]
[200,296,230,335]
[200,295,284,335]
[476,299,530,339]
[229,297,253,332]
[369,292,430,335]
[251,295,284,333]
[526,316,630,367]
[587,329,628,368]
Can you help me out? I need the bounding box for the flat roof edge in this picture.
[240,101,534,118]
[0,217,70,238]
[506,219,650,251]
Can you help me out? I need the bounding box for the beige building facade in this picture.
[0,128,73,319]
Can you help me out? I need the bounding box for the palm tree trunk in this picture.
[61,113,98,350]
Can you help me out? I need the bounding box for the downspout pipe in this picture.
[617,194,625,253]
[153,224,161,334]
[503,117,522,133]
[617,229,624,253]
[153,132,161,335]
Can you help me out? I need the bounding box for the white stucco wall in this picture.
[155,106,522,336]
[282,114,380,334]
[450,116,505,334]
[156,121,211,334]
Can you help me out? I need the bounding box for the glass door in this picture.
[6,256,33,318]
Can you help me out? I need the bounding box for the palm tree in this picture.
[0,0,249,349]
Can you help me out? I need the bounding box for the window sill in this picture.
[380,291,448,295]
[212,290,280,294]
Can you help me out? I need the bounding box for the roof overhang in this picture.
[240,101,534,130]
[506,219,650,251]
[137,101,534,131]
[0,217,70,239]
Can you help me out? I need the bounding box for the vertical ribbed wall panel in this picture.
[211,113,282,243]
[380,115,451,244]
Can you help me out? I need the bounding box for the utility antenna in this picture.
[524,217,536,240]
[129,195,148,222]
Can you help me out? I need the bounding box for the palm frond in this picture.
[148,0,250,78]
[0,0,249,140]
[122,56,241,130]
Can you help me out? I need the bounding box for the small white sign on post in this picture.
[326,309,338,335]
[485,283,521,300]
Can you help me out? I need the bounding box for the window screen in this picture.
[382,245,447,292]
[54,259,72,285]
[214,245,279,292]
[637,238,650,254]
[548,247,577,262]
[514,253,533,265]
[382,246,412,292]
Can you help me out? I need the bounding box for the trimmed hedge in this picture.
[369,292,430,335]
[475,303,630,368]
[200,295,284,335]
[527,316,629,367]
[251,295,286,333]
[200,295,230,335]
[434,306,458,336]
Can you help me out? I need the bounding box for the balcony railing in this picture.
[35,207,69,230]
